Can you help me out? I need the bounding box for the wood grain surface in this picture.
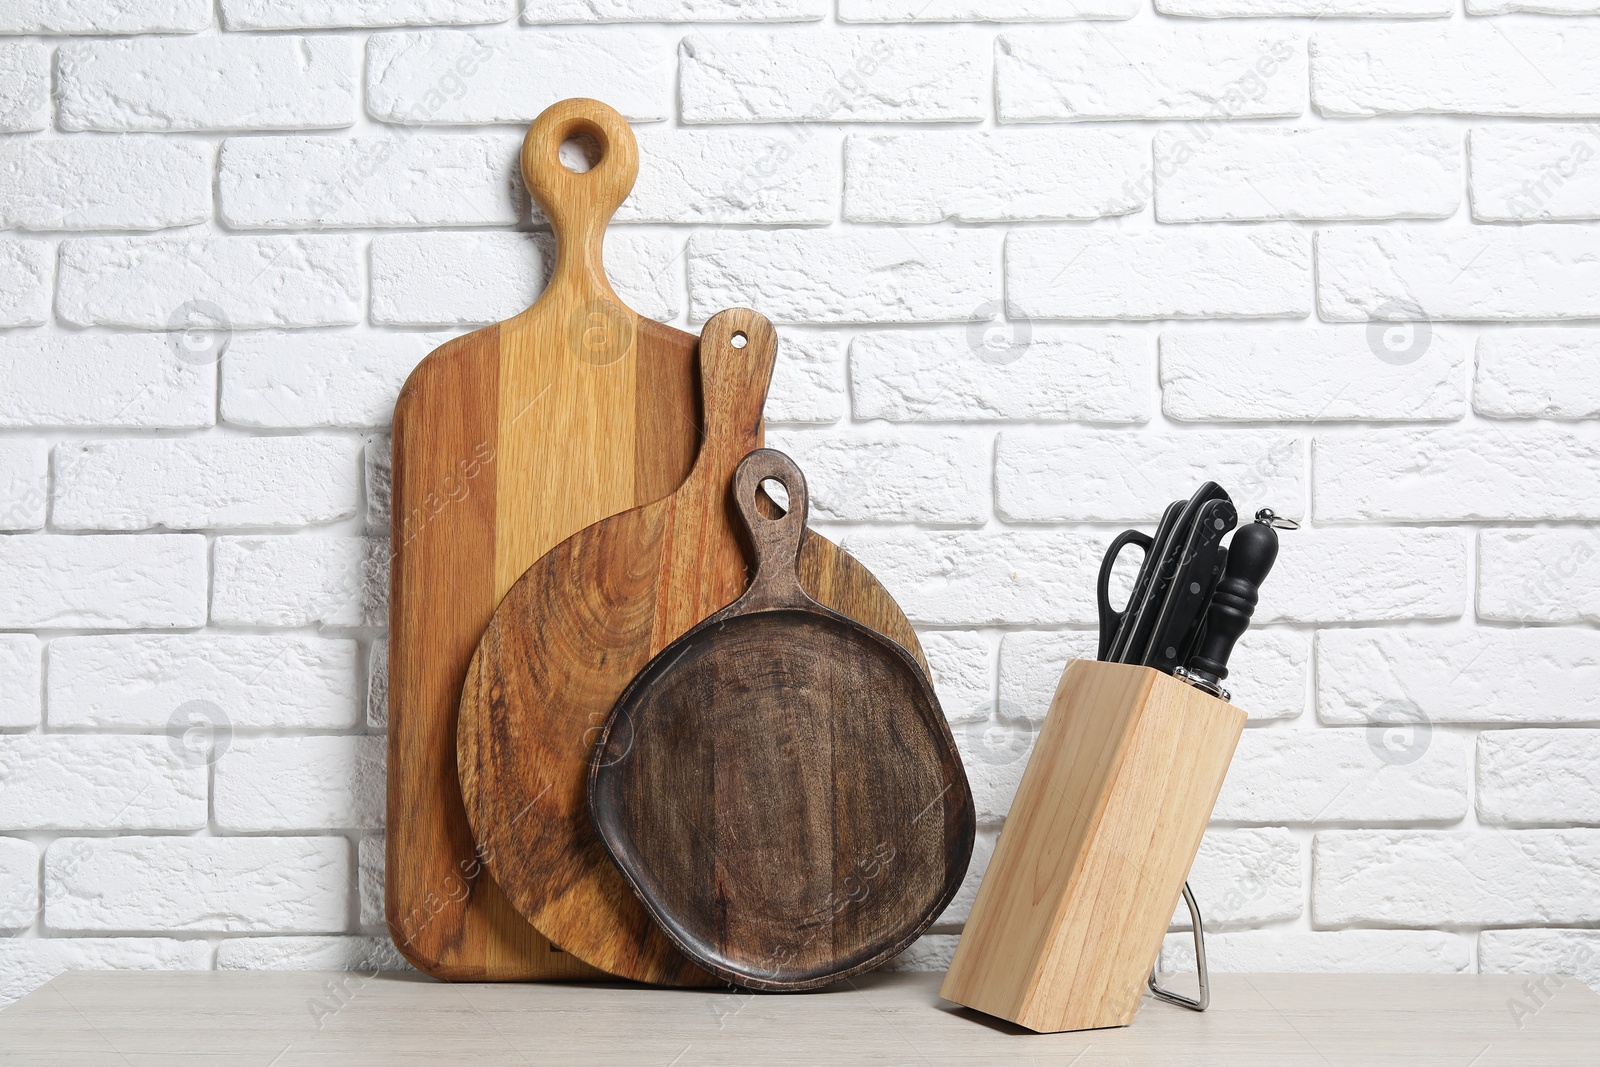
[940,660,1245,1033]
[387,99,700,981]
[457,311,931,986]
[590,449,974,992]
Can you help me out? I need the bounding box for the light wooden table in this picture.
[2,969,1596,1065]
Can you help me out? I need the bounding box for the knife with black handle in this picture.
[1142,496,1238,675]
[1175,510,1286,701]
[1116,482,1230,666]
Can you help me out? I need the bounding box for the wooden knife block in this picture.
[940,659,1245,1034]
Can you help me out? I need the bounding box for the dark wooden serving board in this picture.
[456,310,930,987]
[590,448,975,992]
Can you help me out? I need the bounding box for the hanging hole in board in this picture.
[559,133,602,174]
[758,477,790,514]
[731,331,748,350]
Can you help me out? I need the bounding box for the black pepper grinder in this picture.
[1176,509,1295,701]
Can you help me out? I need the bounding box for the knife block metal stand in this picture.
[940,659,1245,1034]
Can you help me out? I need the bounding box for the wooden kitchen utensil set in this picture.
[388,98,1271,1029]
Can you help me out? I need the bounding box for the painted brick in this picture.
[225,0,513,29]
[1313,25,1600,119]
[767,330,845,424]
[842,0,1137,18]
[1315,427,1600,521]
[58,37,357,132]
[1176,828,1302,927]
[223,332,443,429]
[918,631,995,725]
[367,641,389,729]
[955,718,1037,824]
[0,940,212,1008]
[1479,529,1600,624]
[0,239,51,328]
[0,736,207,831]
[1007,227,1311,320]
[1471,125,1600,222]
[1161,327,1467,422]
[1214,728,1468,823]
[1159,0,1447,13]
[1318,628,1600,727]
[533,0,822,18]
[372,232,541,327]
[0,636,41,729]
[1471,0,1600,9]
[0,138,212,232]
[1155,127,1459,222]
[0,535,207,629]
[365,438,392,532]
[215,737,385,832]
[0,839,38,930]
[372,230,678,325]
[690,229,998,324]
[845,131,1146,223]
[999,628,1305,725]
[53,437,362,532]
[1479,730,1600,826]
[212,536,389,628]
[0,440,47,532]
[995,630,1097,721]
[1265,527,1467,624]
[623,128,834,225]
[997,428,1302,523]
[1163,930,1469,975]
[763,428,990,525]
[882,935,957,972]
[359,834,384,930]
[0,0,211,33]
[1313,830,1600,926]
[45,837,350,933]
[366,30,670,125]
[997,27,1303,123]
[1479,930,1600,992]
[681,31,985,123]
[1318,226,1600,322]
[220,134,522,229]
[216,936,407,971]
[851,329,1153,424]
[0,43,50,133]
[48,635,361,731]
[0,333,214,430]
[58,235,363,330]
[1476,330,1600,420]
[837,530,1106,626]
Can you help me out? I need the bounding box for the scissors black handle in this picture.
[1097,529,1155,662]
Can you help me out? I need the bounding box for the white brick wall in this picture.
[1,0,1596,1007]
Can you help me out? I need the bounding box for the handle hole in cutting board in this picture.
[730,331,748,349]
[757,477,789,514]
[559,133,602,173]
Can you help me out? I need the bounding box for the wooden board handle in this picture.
[694,308,777,472]
[521,98,638,305]
[730,449,809,613]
